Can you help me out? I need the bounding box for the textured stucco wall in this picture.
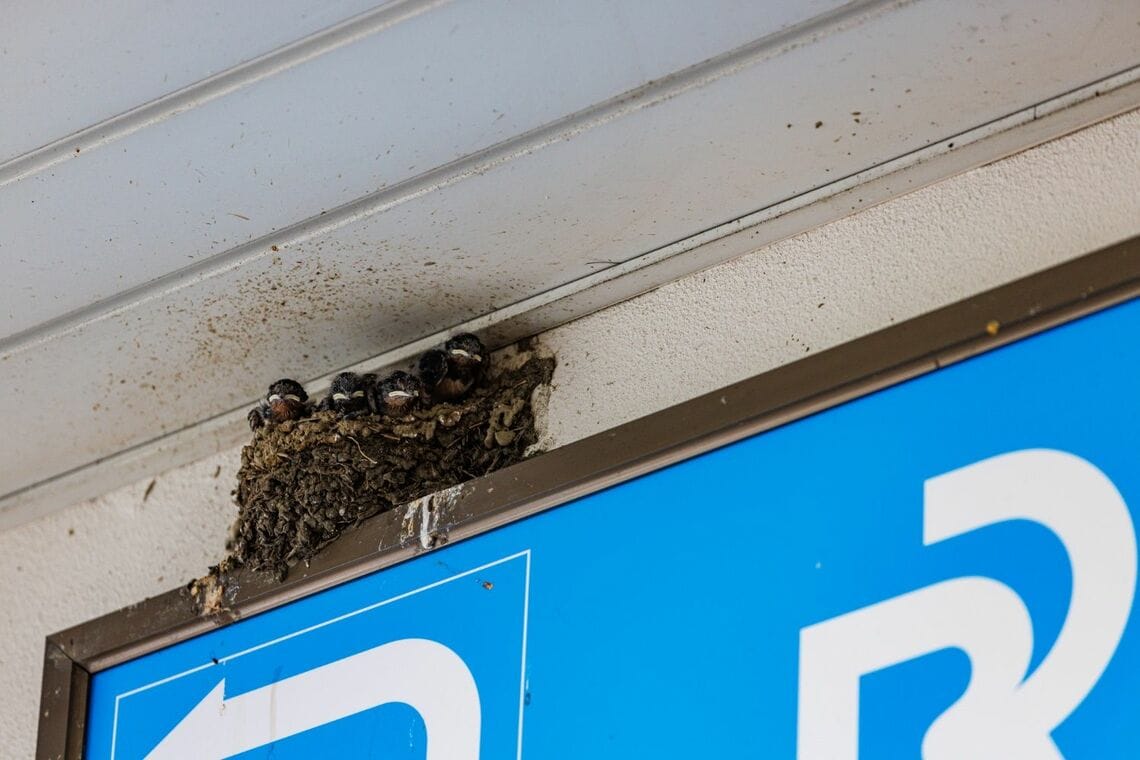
[4,109,1138,757]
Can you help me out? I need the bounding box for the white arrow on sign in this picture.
[145,637,481,759]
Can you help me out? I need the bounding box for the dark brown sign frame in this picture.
[37,234,1140,759]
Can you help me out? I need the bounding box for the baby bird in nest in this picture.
[369,370,425,417]
[418,333,487,403]
[318,372,370,417]
[248,379,310,431]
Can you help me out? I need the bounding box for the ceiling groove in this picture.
[0,0,449,187]
[0,0,905,359]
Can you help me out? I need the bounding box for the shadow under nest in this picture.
[228,351,555,580]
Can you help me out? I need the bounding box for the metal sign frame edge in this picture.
[36,233,1140,759]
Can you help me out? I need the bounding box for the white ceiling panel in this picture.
[0,0,404,162]
[2,0,1139,521]
[1,0,844,336]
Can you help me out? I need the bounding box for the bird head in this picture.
[379,370,424,411]
[329,372,366,404]
[444,333,486,370]
[267,378,307,404]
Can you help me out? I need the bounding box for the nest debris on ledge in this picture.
[226,347,555,580]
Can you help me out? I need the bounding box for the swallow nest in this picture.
[228,345,555,579]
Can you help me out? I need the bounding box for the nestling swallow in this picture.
[318,372,370,416]
[247,379,310,431]
[418,333,487,403]
[369,370,425,416]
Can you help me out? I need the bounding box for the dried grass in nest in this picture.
[226,352,555,580]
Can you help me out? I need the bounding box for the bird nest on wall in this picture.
[227,346,555,579]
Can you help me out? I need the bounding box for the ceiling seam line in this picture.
[0,0,453,187]
[2,58,1136,362]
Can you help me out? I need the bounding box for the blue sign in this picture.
[87,297,1140,758]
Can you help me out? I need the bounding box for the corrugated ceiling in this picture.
[2,0,1139,525]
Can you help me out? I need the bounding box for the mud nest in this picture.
[229,351,555,579]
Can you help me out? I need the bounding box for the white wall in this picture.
[4,109,1138,757]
